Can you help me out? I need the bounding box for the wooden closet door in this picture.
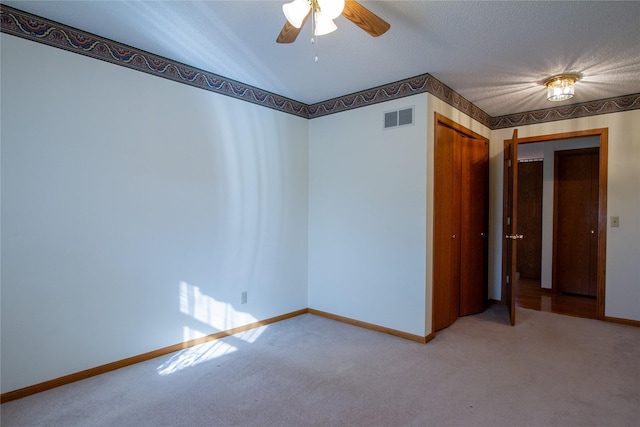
[433,115,489,332]
[459,137,489,316]
[433,125,461,331]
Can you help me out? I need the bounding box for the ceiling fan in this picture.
[276,0,390,44]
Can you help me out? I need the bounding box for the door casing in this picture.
[502,128,608,320]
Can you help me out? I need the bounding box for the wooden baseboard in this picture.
[0,308,308,404]
[424,331,436,344]
[308,308,430,344]
[2,307,437,403]
[604,315,640,327]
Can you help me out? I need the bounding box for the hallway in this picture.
[516,278,597,319]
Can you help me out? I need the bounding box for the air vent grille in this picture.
[384,107,414,129]
[384,111,398,128]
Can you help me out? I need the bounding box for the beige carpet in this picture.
[2,305,639,426]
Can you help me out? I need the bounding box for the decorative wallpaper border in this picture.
[308,73,493,127]
[0,5,309,118]
[490,94,640,129]
[2,5,639,128]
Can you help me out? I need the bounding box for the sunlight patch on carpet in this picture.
[156,339,238,376]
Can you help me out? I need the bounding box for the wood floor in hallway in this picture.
[516,278,597,320]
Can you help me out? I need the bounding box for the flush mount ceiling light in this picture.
[544,73,581,102]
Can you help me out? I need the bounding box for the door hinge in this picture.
[506,274,510,284]
[507,216,511,226]
[508,159,512,168]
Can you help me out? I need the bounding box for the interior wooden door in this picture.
[503,130,519,326]
[433,125,461,331]
[516,161,543,280]
[553,148,599,296]
[459,136,489,316]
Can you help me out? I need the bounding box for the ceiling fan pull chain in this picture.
[311,3,316,44]
[311,3,319,62]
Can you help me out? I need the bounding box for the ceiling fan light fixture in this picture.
[283,0,310,28]
[314,11,337,36]
[276,0,389,47]
[317,0,345,20]
[545,73,580,102]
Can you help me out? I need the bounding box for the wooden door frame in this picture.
[503,128,608,320]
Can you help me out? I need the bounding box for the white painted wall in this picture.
[1,34,309,393]
[308,95,428,337]
[491,111,640,321]
[518,137,600,289]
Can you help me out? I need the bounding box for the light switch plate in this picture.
[611,216,620,227]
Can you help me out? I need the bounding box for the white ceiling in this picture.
[3,0,640,117]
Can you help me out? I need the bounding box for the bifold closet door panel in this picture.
[433,125,461,331]
[459,137,489,316]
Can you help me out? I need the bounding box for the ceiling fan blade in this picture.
[342,0,390,37]
[276,11,311,44]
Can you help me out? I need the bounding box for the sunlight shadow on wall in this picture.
[157,282,268,376]
[179,281,259,332]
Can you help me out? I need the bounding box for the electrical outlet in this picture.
[241,291,247,304]
[611,216,620,227]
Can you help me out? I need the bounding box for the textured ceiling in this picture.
[3,0,640,117]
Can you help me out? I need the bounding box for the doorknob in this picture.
[505,234,524,240]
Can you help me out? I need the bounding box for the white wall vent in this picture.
[384,106,414,129]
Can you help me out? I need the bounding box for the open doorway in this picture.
[509,129,607,321]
